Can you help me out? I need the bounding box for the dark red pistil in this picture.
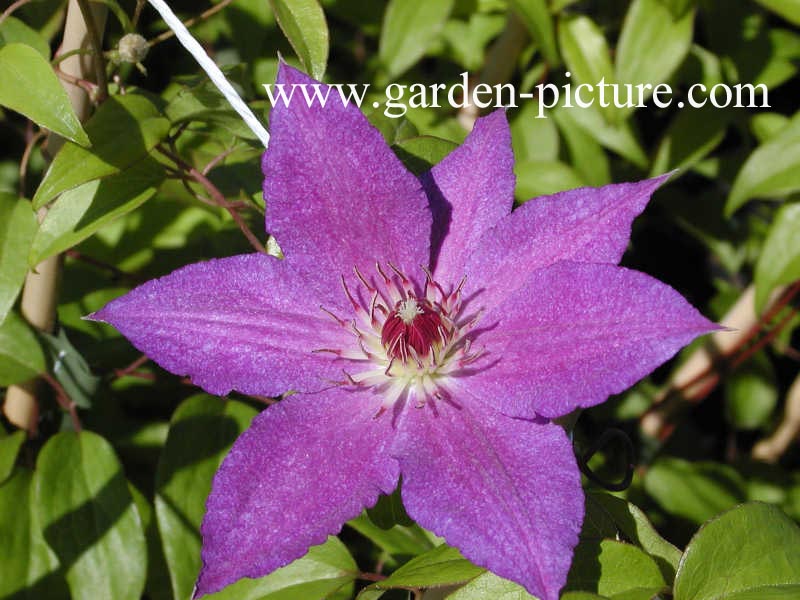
[381,298,446,361]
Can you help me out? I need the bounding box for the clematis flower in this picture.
[91,64,716,600]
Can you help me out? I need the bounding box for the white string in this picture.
[147,0,271,148]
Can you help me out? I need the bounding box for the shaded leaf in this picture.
[0,192,37,323]
[644,458,746,524]
[269,0,329,80]
[347,513,434,558]
[33,94,169,208]
[0,43,89,146]
[39,328,100,410]
[0,469,66,599]
[724,352,779,429]
[155,394,257,600]
[0,311,46,386]
[33,431,147,600]
[651,105,732,175]
[0,430,25,485]
[585,492,682,582]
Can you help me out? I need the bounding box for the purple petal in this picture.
[263,63,431,288]
[469,261,717,419]
[393,397,583,600]
[465,175,670,310]
[426,110,514,285]
[90,254,350,397]
[196,388,398,596]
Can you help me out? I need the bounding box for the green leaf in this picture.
[751,112,790,143]
[0,192,37,323]
[644,458,746,524]
[0,16,51,58]
[510,100,560,163]
[753,0,800,25]
[30,157,164,265]
[379,0,455,79]
[33,93,170,208]
[0,430,25,485]
[585,492,682,582]
[726,112,800,215]
[366,545,484,591]
[0,311,46,386]
[393,135,458,175]
[207,536,358,600]
[33,431,147,600]
[155,394,258,600]
[674,503,800,600]
[509,0,559,65]
[0,469,67,599]
[448,571,536,599]
[551,108,610,186]
[558,15,617,122]
[755,202,800,312]
[40,328,100,411]
[567,540,665,597]
[615,0,694,112]
[515,160,585,200]
[651,105,731,175]
[554,104,648,168]
[347,513,434,558]
[721,585,800,600]
[562,594,608,600]
[724,351,779,429]
[0,43,89,146]
[659,0,696,18]
[366,487,414,528]
[269,0,329,80]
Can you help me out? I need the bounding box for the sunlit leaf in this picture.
[726,113,800,214]
[509,0,559,65]
[33,94,169,208]
[0,43,89,146]
[379,0,455,79]
[674,503,800,600]
[269,0,329,80]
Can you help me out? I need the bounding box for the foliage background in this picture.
[1,0,800,598]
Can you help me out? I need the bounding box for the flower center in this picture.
[317,263,483,408]
[381,298,447,362]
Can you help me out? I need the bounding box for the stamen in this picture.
[328,263,483,410]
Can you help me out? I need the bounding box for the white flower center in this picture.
[317,264,484,411]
